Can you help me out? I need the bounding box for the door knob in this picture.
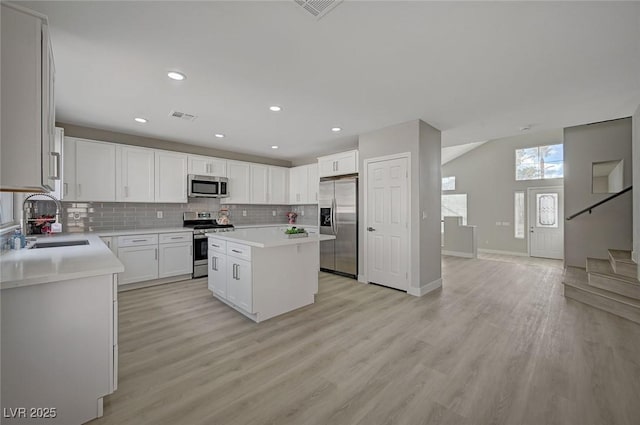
[367,227,376,232]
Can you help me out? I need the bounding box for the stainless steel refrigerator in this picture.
[319,175,358,278]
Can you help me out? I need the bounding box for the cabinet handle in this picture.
[64,183,68,196]
[78,183,82,197]
[236,264,240,280]
[190,245,193,256]
[124,186,129,198]
[132,239,147,243]
[50,152,61,180]
[211,244,220,248]
[171,236,183,240]
[232,249,242,254]
[155,248,158,260]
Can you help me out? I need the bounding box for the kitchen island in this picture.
[207,227,335,322]
[1,234,123,425]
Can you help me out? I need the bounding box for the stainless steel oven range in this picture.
[183,212,234,278]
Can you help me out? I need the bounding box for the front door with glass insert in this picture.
[528,187,564,259]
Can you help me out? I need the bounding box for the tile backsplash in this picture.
[29,198,318,233]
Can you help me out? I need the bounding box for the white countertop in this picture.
[208,227,334,248]
[1,234,124,290]
[96,227,192,237]
[233,223,318,229]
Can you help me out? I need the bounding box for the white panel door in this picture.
[250,164,269,204]
[528,187,564,259]
[187,155,210,175]
[158,242,193,278]
[75,139,116,201]
[208,253,228,298]
[366,156,408,291]
[62,137,77,200]
[117,245,159,285]
[155,151,187,203]
[318,158,336,178]
[116,146,154,202]
[307,163,319,204]
[222,161,251,204]
[269,166,288,204]
[228,258,252,312]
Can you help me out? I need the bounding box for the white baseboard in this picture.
[357,274,367,283]
[478,248,528,257]
[442,249,475,258]
[407,278,442,297]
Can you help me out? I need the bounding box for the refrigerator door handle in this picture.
[332,198,338,235]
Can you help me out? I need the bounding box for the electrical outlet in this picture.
[502,221,510,226]
[301,210,305,216]
[272,210,276,216]
[496,222,501,226]
[242,210,247,217]
[157,211,163,219]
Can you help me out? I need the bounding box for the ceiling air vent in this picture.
[169,110,197,122]
[294,0,343,20]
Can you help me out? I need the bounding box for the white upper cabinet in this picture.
[1,4,57,192]
[318,150,359,178]
[187,155,227,177]
[222,161,251,204]
[307,163,319,203]
[289,166,308,204]
[71,138,116,202]
[250,164,269,204]
[155,151,187,203]
[268,167,288,205]
[288,164,318,204]
[116,146,155,202]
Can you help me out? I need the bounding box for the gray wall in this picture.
[57,122,292,167]
[564,118,633,267]
[358,119,441,293]
[633,105,639,273]
[441,130,564,254]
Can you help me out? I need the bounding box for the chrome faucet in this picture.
[22,193,62,235]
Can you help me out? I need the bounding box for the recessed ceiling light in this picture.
[331,127,342,132]
[214,133,225,138]
[134,117,148,123]
[271,145,279,149]
[167,71,186,81]
[269,106,282,112]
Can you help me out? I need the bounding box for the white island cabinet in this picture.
[1,234,123,425]
[208,228,334,322]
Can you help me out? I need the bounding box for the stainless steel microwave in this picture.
[187,175,229,198]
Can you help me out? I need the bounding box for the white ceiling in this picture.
[24,1,640,161]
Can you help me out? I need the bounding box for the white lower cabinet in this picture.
[115,231,193,285]
[208,250,227,298]
[228,258,252,312]
[117,245,159,285]
[208,238,253,314]
[159,241,193,278]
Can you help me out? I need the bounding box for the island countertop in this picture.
[208,227,335,248]
[1,234,124,290]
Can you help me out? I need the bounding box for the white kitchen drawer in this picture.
[209,237,227,254]
[159,232,192,244]
[227,242,251,261]
[117,234,158,247]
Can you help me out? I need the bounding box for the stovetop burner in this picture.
[183,211,234,234]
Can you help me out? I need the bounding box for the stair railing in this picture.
[566,186,632,221]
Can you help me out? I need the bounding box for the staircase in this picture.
[563,249,640,324]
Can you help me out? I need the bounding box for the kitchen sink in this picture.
[30,240,89,249]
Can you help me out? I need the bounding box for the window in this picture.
[514,192,525,239]
[515,144,564,180]
[442,176,456,191]
[0,193,15,227]
[441,194,467,232]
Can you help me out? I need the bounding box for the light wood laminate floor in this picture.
[90,256,640,425]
